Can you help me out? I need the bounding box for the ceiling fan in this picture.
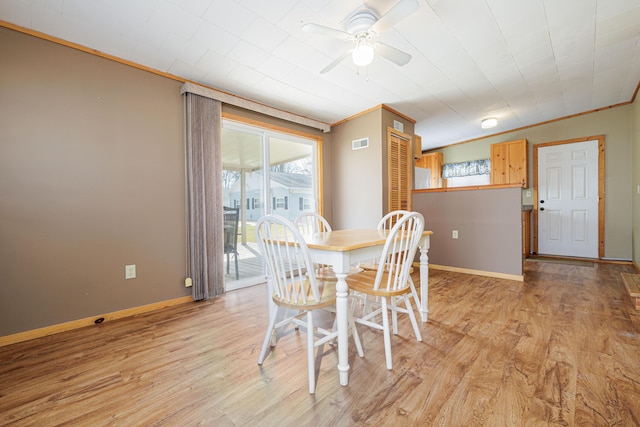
[302,0,419,74]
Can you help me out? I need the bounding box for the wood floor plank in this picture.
[2,260,640,426]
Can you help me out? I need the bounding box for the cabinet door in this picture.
[388,132,412,211]
[415,152,443,188]
[490,143,509,184]
[508,141,527,186]
[427,152,443,188]
[415,153,428,168]
[490,139,528,186]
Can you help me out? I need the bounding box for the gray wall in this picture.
[0,27,188,336]
[330,107,415,229]
[413,188,523,276]
[0,27,327,337]
[331,109,384,229]
[431,104,637,261]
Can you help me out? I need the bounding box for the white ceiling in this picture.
[2,0,639,150]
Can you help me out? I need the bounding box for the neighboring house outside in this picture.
[227,171,313,221]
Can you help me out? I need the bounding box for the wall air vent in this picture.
[352,137,369,150]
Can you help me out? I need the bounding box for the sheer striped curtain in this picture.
[185,93,224,300]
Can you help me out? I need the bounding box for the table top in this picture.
[302,229,433,252]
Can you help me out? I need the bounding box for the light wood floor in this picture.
[2,260,639,426]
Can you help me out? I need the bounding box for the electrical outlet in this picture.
[452,230,458,239]
[125,264,136,279]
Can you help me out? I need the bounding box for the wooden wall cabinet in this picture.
[490,139,528,187]
[415,152,443,189]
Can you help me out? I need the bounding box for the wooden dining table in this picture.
[301,228,433,386]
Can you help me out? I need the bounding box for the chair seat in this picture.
[346,270,412,297]
[358,262,414,274]
[272,278,337,310]
[357,262,378,271]
[311,265,364,281]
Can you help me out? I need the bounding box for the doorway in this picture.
[221,118,321,290]
[533,136,604,258]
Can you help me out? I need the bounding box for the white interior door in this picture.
[537,140,599,258]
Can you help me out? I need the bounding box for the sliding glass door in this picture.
[222,119,319,290]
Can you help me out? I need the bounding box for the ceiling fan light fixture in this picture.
[352,39,374,66]
[481,117,498,129]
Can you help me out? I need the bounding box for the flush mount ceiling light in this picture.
[481,117,498,129]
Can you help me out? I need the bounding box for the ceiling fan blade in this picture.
[371,0,419,34]
[302,23,353,41]
[374,42,412,66]
[320,49,353,74]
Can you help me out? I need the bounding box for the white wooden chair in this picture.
[358,210,410,271]
[294,212,332,234]
[356,210,420,319]
[256,214,363,394]
[294,212,361,280]
[346,211,424,370]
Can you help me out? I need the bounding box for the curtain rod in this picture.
[180,82,330,133]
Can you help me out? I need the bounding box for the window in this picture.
[299,197,312,210]
[442,159,491,188]
[447,175,491,187]
[221,118,322,288]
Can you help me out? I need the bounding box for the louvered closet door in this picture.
[388,130,412,212]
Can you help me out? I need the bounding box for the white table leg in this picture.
[419,242,430,322]
[334,272,349,386]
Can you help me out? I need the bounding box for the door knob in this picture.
[540,200,545,203]
[540,207,545,211]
